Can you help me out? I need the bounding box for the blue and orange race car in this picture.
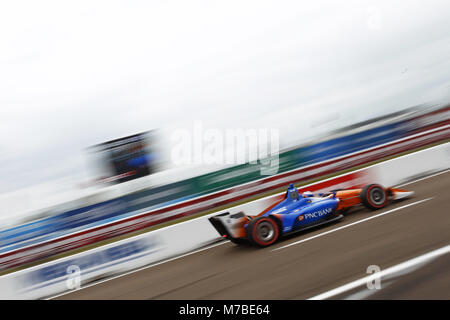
[209,183,414,247]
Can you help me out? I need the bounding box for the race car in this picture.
[208,183,414,247]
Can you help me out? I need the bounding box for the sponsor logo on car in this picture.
[304,207,332,219]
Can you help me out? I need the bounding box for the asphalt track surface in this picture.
[56,171,450,300]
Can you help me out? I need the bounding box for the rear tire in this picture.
[247,217,279,247]
[361,184,388,210]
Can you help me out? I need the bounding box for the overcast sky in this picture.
[0,0,449,222]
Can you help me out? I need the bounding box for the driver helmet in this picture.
[288,183,300,200]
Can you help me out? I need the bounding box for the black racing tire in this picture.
[360,184,388,210]
[247,217,280,247]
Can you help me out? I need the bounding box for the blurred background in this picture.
[0,0,449,273]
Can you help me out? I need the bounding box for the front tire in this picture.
[247,217,280,247]
[361,184,388,210]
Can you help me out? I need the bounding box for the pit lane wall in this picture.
[0,142,448,299]
[1,124,449,272]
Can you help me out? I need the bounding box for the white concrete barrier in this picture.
[370,142,450,187]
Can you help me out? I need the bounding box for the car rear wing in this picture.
[208,212,250,240]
